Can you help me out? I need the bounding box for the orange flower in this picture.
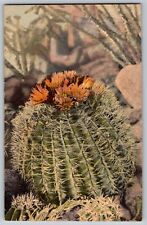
[55,86,70,96]
[45,71,77,89]
[55,85,74,110]
[29,84,48,105]
[45,79,52,88]
[55,93,73,110]
[63,70,77,80]
[81,77,94,89]
[29,70,104,110]
[70,83,90,102]
[45,74,64,89]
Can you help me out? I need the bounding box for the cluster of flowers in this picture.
[29,71,105,110]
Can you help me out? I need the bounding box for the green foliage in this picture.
[11,86,135,204]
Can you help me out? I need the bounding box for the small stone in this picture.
[129,109,141,125]
[115,64,142,109]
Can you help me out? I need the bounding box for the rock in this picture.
[5,73,41,108]
[132,121,142,143]
[114,196,131,220]
[115,64,142,109]
[5,169,21,194]
[125,177,142,220]
[119,206,131,221]
[60,206,81,221]
[5,169,27,211]
[129,109,142,125]
[123,106,133,119]
[80,56,119,80]
[5,77,22,106]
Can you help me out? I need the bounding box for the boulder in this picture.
[125,177,142,220]
[5,169,27,210]
[132,121,142,143]
[115,64,142,109]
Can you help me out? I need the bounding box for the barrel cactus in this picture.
[5,194,121,221]
[11,70,135,204]
[45,196,122,221]
[5,193,44,221]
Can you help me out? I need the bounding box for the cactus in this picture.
[5,194,122,221]
[5,192,44,221]
[81,4,141,66]
[11,71,135,204]
[45,196,122,221]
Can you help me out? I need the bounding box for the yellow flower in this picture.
[29,84,48,105]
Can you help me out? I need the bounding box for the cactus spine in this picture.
[46,196,122,221]
[5,194,121,221]
[5,193,43,221]
[11,71,135,204]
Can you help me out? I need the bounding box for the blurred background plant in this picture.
[5,4,141,75]
[36,4,141,67]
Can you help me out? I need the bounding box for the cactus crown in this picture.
[29,70,105,110]
[11,70,135,205]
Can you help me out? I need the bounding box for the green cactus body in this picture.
[11,84,135,204]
